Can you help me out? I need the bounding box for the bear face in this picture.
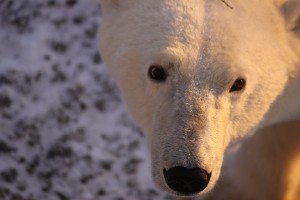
[99,0,300,198]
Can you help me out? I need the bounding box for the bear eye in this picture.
[148,65,167,82]
[230,78,246,92]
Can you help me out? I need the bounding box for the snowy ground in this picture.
[0,1,172,199]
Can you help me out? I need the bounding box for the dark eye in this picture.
[148,65,167,82]
[230,78,246,92]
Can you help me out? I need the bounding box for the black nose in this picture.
[163,166,211,194]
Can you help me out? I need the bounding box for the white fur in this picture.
[98,0,300,198]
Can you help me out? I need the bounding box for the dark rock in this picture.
[14,121,40,147]
[0,168,18,183]
[43,54,51,61]
[47,0,56,7]
[0,187,11,199]
[47,144,73,159]
[26,156,40,174]
[73,15,85,25]
[56,109,71,125]
[0,139,16,153]
[18,157,26,164]
[147,188,159,197]
[0,94,12,109]
[55,191,69,200]
[52,18,68,29]
[38,169,58,180]
[84,25,97,39]
[92,52,101,64]
[128,140,140,152]
[0,75,13,85]
[50,41,68,54]
[16,182,27,192]
[100,160,113,171]
[0,0,34,33]
[65,0,77,7]
[94,99,106,112]
[123,157,142,175]
[80,174,94,184]
[97,189,106,196]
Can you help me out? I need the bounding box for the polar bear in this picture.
[98,0,300,199]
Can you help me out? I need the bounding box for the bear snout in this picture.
[163,166,212,195]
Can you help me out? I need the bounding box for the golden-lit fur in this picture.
[99,0,300,199]
[206,121,300,200]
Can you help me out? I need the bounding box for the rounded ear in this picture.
[100,0,136,13]
[100,0,119,11]
[280,0,300,35]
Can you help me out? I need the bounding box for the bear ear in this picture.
[100,0,136,13]
[280,0,300,36]
[100,0,119,11]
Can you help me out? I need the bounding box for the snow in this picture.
[0,0,171,199]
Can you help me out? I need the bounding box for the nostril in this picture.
[163,166,212,194]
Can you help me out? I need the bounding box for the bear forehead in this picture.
[112,0,278,34]
[101,0,286,79]
[106,0,281,56]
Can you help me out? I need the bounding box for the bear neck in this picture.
[262,68,300,127]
